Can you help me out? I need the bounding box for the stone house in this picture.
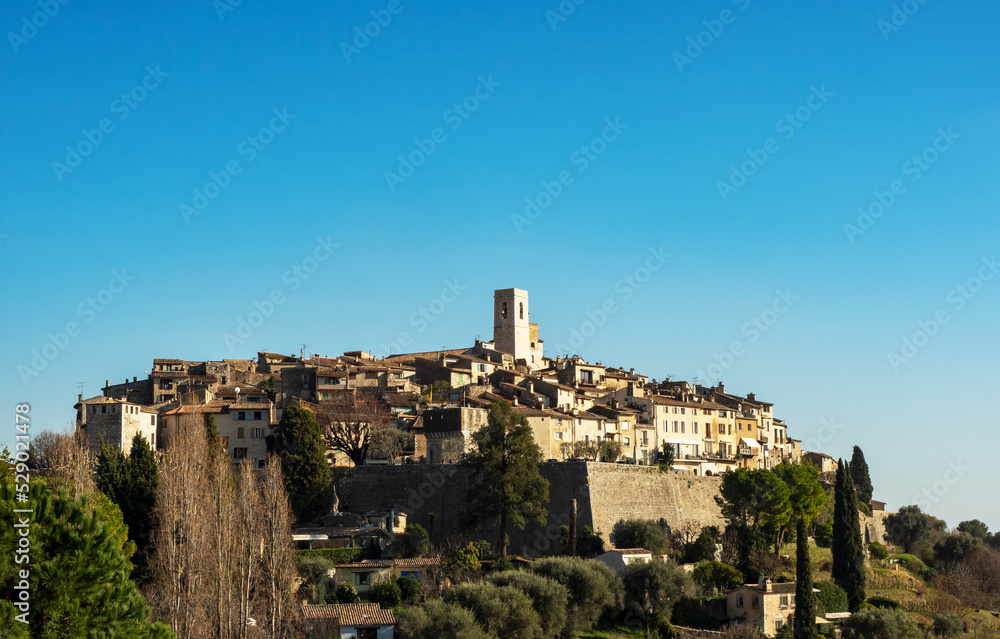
[76,395,158,453]
[726,578,799,637]
[302,602,396,639]
[595,548,652,575]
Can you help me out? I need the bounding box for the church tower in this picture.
[494,288,530,364]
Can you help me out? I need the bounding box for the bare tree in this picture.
[369,428,408,464]
[44,430,96,498]
[316,391,392,465]
[259,454,302,639]
[234,461,263,639]
[210,441,239,639]
[150,424,214,639]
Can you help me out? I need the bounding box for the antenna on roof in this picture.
[77,382,88,395]
[300,343,311,359]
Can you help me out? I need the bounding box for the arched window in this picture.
[501,302,508,319]
[519,303,524,319]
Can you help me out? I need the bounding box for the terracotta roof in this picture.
[82,396,121,404]
[335,561,392,569]
[302,603,395,626]
[738,582,797,594]
[609,548,651,555]
[229,401,271,410]
[393,558,440,567]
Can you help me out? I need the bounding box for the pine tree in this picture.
[0,478,172,638]
[850,446,873,505]
[465,401,550,556]
[274,406,332,525]
[842,464,867,611]
[794,517,816,639]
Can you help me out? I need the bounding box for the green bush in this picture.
[869,542,890,561]
[531,556,622,638]
[610,518,671,555]
[488,570,570,638]
[336,582,359,603]
[933,613,964,638]
[298,547,363,564]
[443,582,544,638]
[814,523,834,548]
[397,599,490,639]
[867,595,901,609]
[397,576,420,603]
[369,580,401,607]
[845,607,923,639]
[814,581,848,617]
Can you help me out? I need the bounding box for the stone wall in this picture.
[347,461,726,556]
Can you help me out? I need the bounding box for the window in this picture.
[681,407,686,415]
[237,428,245,439]
[254,411,263,420]
[150,434,155,447]
[233,448,248,459]
[477,364,486,372]
[775,621,784,633]
[101,406,106,414]
[253,428,263,439]
[624,437,630,445]
[554,432,564,440]
[673,421,679,433]
[501,302,508,319]
[752,596,759,609]
[519,303,524,319]
[694,422,699,434]
[150,415,155,425]
[681,422,685,434]
[356,572,371,586]
[257,458,266,469]
[779,595,789,607]
[737,595,744,608]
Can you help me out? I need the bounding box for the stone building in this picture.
[75,395,158,453]
[726,578,800,637]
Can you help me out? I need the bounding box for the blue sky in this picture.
[2,0,998,530]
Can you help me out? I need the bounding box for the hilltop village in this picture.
[76,287,819,475]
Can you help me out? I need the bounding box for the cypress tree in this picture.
[274,406,332,525]
[842,464,867,610]
[850,446,873,505]
[831,460,847,586]
[794,517,816,639]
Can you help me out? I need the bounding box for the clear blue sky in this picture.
[2,0,998,530]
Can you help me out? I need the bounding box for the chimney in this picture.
[133,376,138,383]
[527,381,534,394]
[512,396,518,407]
[717,382,725,393]
[747,392,756,402]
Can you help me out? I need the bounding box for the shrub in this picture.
[869,542,890,561]
[336,582,359,603]
[892,553,927,574]
[531,556,622,638]
[814,581,848,617]
[369,580,401,607]
[815,523,834,548]
[397,576,420,603]
[845,607,923,639]
[867,595,901,609]
[685,528,719,564]
[443,582,544,639]
[397,599,490,639]
[933,613,964,638]
[692,561,743,593]
[488,570,570,638]
[610,518,671,555]
[298,547,363,564]
[621,559,692,628]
